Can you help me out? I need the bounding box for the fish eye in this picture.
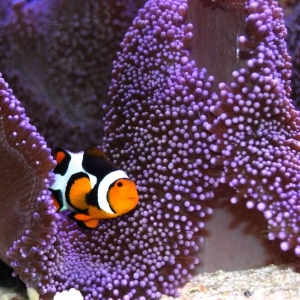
[117,182,123,187]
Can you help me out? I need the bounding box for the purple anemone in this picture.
[0,72,57,288]
[0,0,299,299]
[207,0,300,256]
[0,0,144,150]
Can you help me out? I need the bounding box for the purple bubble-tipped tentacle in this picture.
[0,73,58,288]
[207,0,300,256]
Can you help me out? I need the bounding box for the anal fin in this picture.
[69,212,99,229]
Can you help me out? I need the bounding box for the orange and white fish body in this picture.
[50,147,139,229]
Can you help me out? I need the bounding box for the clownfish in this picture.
[49,147,139,229]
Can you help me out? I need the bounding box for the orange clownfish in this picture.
[49,147,139,229]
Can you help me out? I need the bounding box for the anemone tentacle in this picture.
[207,0,300,256]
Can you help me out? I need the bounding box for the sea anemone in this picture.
[0,72,58,291]
[0,0,299,299]
[0,0,144,150]
[207,0,300,256]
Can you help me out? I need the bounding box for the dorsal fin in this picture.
[53,147,71,176]
[54,147,68,164]
[84,146,107,158]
